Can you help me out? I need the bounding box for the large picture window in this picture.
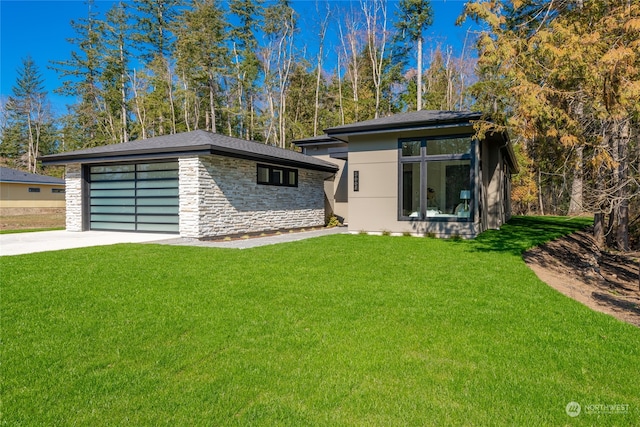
[399,136,473,221]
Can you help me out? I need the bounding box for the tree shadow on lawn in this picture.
[464,216,593,256]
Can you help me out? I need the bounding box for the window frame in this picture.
[398,135,475,222]
[256,164,298,188]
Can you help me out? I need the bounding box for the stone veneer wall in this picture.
[179,155,327,238]
[65,163,83,231]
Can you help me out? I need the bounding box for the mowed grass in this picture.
[2,216,639,425]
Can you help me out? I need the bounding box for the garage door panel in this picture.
[136,206,179,214]
[136,188,179,197]
[137,215,179,224]
[91,222,136,231]
[91,172,135,181]
[91,189,137,197]
[89,162,179,233]
[136,197,178,206]
[92,198,136,206]
[91,181,135,190]
[137,179,177,189]
[91,206,137,214]
[91,214,136,222]
[137,223,179,232]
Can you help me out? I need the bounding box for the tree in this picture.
[361,0,389,119]
[395,0,433,111]
[229,0,263,140]
[461,0,640,251]
[51,0,106,148]
[99,1,132,143]
[131,0,184,136]
[174,0,229,133]
[261,0,297,147]
[3,57,56,172]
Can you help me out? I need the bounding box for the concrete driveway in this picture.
[0,227,347,256]
[0,230,175,256]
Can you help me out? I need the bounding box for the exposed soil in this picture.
[523,228,640,327]
[0,209,65,231]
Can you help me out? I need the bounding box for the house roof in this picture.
[39,130,339,173]
[0,166,65,185]
[292,135,342,146]
[324,110,482,137]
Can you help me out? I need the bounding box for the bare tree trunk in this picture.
[337,54,345,125]
[537,169,545,215]
[181,74,191,132]
[568,145,584,215]
[445,47,454,110]
[362,0,387,119]
[161,58,176,135]
[129,70,147,139]
[616,120,630,251]
[417,37,422,111]
[313,8,329,136]
[339,19,360,121]
[120,43,128,142]
[594,212,605,249]
[209,74,217,133]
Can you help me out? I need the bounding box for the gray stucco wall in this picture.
[179,155,327,238]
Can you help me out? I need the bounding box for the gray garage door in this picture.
[89,162,179,233]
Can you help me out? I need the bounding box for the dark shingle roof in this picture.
[39,130,338,172]
[324,110,482,136]
[0,167,65,185]
[292,135,345,147]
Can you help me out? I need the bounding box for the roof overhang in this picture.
[41,146,339,173]
[324,111,483,142]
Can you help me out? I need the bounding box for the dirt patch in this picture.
[0,210,65,231]
[523,228,640,327]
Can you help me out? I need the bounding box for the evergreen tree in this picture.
[131,0,184,136]
[395,0,433,111]
[51,0,106,149]
[100,1,132,143]
[461,0,640,250]
[229,0,263,140]
[175,0,229,133]
[2,56,56,172]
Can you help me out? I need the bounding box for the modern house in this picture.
[39,131,338,237]
[39,111,516,240]
[0,166,66,213]
[295,110,518,238]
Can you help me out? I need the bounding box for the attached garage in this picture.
[39,130,338,238]
[88,162,179,233]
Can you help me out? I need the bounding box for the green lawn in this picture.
[2,216,638,425]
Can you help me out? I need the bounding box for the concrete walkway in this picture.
[0,227,347,256]
[155,226,346,250]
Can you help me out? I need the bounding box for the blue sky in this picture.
[1,0,478,114]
